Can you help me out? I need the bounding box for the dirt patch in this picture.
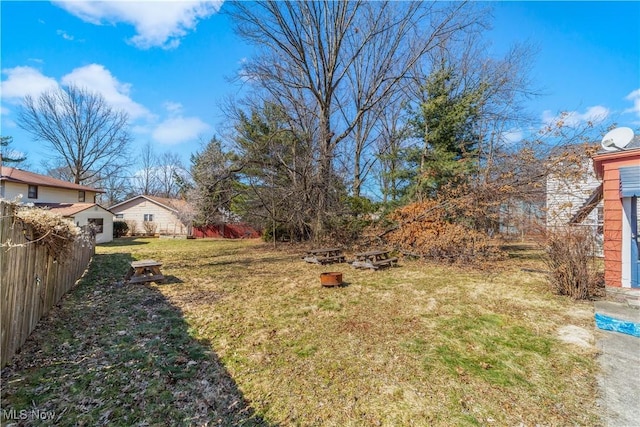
[557,325,595,349]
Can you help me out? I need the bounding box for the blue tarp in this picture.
[595,313,640,338]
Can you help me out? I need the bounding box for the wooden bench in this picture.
[317,255,346,264]
[352,250,398,270]
[372,257,398,268]
[303,248,345,265]
[125,260,165,284]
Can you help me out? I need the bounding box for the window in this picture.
[144,214,154,222]
[115,214,124,219]
[78,190,85,202]
[28,185,38,199]
[88,218,104,234]
[597,206,604,234]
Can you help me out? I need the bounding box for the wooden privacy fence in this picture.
[193,223,261,239]
[0,201,95,368]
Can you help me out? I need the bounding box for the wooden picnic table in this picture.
[302,247,345,265]
[352,250,398,270]
[125,259,165,284]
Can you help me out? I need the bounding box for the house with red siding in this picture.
[592,136,640,294]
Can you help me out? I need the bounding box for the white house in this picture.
[109,195,191,236]
[546,152,603,228]
[545,147,604,253]
[37,202,114,244]
[0,166,113,243]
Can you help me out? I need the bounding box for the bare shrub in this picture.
[382,200,505,263]
[143,221,157,236]
[11,204,91,261]
[544,227,602,299]
[124,220,138,236]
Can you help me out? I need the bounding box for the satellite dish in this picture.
[601,127,634,151]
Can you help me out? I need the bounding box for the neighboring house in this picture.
[38,203,114,244]
[546,147,604,254]
[592,136,640,290]
[109,195,192,236]
[0,166,113,243]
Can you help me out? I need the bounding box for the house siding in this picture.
[2,182,98,204]
[602,165,622,279]
[72,207,114,244]
[594,151,640,287]
[546,161,603,256]
[111,198,187,235]
[546,164,602,228]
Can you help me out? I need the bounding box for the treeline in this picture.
[8,1,607,248]
[182,1,602,244]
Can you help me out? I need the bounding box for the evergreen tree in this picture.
[188,136,240,226]
[0,136,27,166]
[232,102,314,241]
[406,62,486,200]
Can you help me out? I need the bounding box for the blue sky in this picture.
[1,1,639,173]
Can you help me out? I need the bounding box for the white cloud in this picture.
[152,116,210,145]
[1,116,17,129]
[61,64,152,120]
[163,101,184,115]
[542,105,609,128]
[1,63,208,146]
[624,89,640,118]
[56,29,74,41]
[501,129,523,144]
[1,104,16,128]
[53,0,223,50]
[0,66,59,101]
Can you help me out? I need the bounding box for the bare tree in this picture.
[406,37,540,187]
[335,2,484,197]
[18,84,130,185]
[98,164,131,207]
[157,152,187,198]
[227,0,483,238]
[375,96,411,204]
[41,160,77,183]
[132,142,160,195]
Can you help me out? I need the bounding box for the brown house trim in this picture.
[593,148,640,178]
[568,184,603,224]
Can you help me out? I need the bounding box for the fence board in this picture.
[193,223,260,239]
[0,201,95,368]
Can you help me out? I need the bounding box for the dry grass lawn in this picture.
[1,238,600,426]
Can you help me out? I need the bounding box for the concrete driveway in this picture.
[594,301,640,427]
